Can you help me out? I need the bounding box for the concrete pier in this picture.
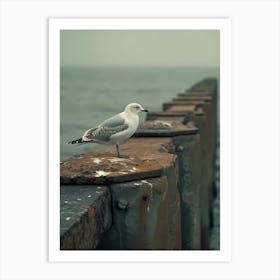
[60,78,219,250]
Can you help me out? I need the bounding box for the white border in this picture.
[49,18,231,262]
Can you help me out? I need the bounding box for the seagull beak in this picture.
[142,109,149,112]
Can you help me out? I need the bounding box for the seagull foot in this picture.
[117,154,129,159]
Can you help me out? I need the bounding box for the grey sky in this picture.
[60,30,219,67]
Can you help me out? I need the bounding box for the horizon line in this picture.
[60,64,220,68]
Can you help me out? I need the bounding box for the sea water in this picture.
[60,66,219,161]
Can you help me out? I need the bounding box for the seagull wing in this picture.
[82,114,128,142]
[98,113,125,128]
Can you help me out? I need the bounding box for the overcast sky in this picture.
[60,30,219,67]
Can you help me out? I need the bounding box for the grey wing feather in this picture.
[82,114,128,142]
[98,114,125,128]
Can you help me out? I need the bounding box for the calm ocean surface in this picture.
[60,66,219,161]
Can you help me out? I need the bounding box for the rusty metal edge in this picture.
[133,129,198,137]
[60,168,164,185]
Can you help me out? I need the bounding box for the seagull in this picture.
[67,103,148,157]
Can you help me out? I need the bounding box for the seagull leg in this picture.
[116,144,128,158]
[116,144,120,157]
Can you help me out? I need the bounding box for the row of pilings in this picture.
[60,78,219,250]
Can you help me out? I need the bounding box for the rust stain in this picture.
[150,116,185,123]
[61,135,180,185]
[175,95,213,101]
[171,100,206,105]
[61,155,164,185]
[168,105,196,112]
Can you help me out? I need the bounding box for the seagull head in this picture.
[125,103,149,115]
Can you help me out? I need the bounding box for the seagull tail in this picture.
[66,138,84,144]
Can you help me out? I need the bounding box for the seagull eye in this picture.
[134,106,140,109]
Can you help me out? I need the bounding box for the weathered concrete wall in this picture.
[172,134,201,249]
[134,122,201,249]
[60,185,111,249]
[146,110,210,249]
[60,78,219,250]
[148,79,218,249]
[97,176,170,250]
